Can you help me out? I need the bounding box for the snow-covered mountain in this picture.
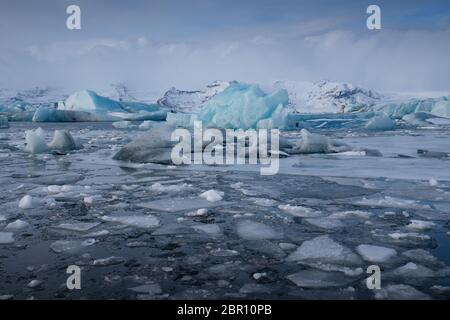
[264,80,384,114]
[157,80,384,114]
[0,87,68,120]
[157,81,233,113]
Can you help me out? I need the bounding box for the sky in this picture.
[0,0,449,95]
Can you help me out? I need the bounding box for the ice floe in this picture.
[286,270,354,288]
[278,204,321,218]
[236,220,280,240]
[50,239,96,254]
[101,215,160,228]
[374,284,430,300]
[4,219,30,231]
[0,232,14,244]
[287,235,362,266]
[356,244,397,263]
[407,220,436,231]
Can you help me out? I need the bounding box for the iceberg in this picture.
[24,128,82,154]
[113,123,177,164]
[198,83,289,129]
[33,90,166,122]
[353,96,450,119]
[25,128,49,154]
[48,130,82,151]
[365,113,396,131]
[288,129,351,154]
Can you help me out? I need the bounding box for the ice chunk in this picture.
[387,262,435,278]
[150,182,192,193]
[402,249,440,266]
[48,130,82,151]
[429,178,438,186]
[27,280,44,289]
[0,232,14,244]
[290,129,351,154]
[286,270,354,288]
[198,82,289,129]
[139,120,157,130]
[18,195,38,209]
[50,239,95,254]
[192,224,221,236]
[112,123,177,164]
[199,190,224,202]
[91,256,125,266]
[355,196,430,210]
[278,204,321,218]
[25,128,48,154]
[112,121,133,129]
[138,197,227,212]
[287,235,362,266]
[365,113,396,131]
[375,284,430,300]
[101,215,160,228]
[305,217,344,230]
[54,222,101,232]
[236,220,280,240]
[328,210,372,219]
[4,219,30,231]
[129,283,162,295]
[407,220,435,231]
[0,115,9,129]
[356,244,397,263]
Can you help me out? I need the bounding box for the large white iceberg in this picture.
[198,83,289,129]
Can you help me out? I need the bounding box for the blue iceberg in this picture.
[33,90,166,122]
[198,83,289,129]
[352,96,450,119]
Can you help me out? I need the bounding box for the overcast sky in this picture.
[1,0,449,94]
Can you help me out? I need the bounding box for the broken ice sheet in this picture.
[50,239,96,254]
[356,244,397,263]
[287,235,362,266]
[236,220,281,240]
[101,215,160,228]
[54,222,101,232]
[278,204,322,218]
[137,197,228,212]
[286,270,355,288]
[0,232,14,244]
[355,196,431,210]
[192,224,222,236]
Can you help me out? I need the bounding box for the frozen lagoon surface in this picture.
[0,122,450,300]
